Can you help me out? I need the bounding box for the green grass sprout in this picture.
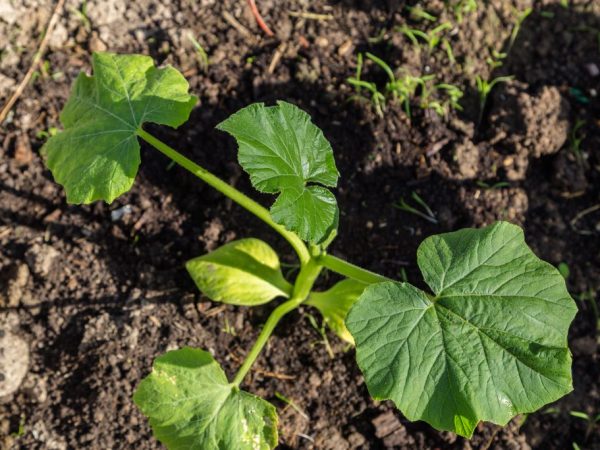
[394,192,438,224]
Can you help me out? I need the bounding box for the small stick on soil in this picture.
[425,137,451,157]
[204,304,227,317]
[0,0,66,123]
[222,11,257,44]
[560,190,586,199]
[0,226,11,239]
[247,0,274,37]
[296,433,315,443]
[267,43,287,75]
[570,203,600,236]
[288,11,334,21]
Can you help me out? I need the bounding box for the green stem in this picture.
[318,253,392,284]
[137,128,310,265]
[232,258,323,386]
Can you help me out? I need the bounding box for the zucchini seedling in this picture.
[42,52,577,449]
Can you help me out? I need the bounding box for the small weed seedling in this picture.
[558,262,571,280]
[70,0,91,32]
[568,118,587,168]
[393,191,438,224]
[305,312,335,359]
[187,32,209,71]
[36,126,58,141]
[485,7,530,70]
[486,48,507,69]
[570,410,600,440]
[476,180,510,190]
[348,53,463,120]
[442,38,456,64]
[43,52,577,449]
[407,5,437,22]
[397,22,453,53]
[508,7,533,53]
[275,392,309,420]
[430,83,464,116]
[475,74,514,126]
[363,52,427,118]
[397,25,428,48]
[446,0,477,23]
[347,53,386,118]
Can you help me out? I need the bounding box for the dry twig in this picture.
[289,11,334,21]
[0,0,66,123]
[570,204,600,235]
[267,43,287,74]
[222,10,257,44]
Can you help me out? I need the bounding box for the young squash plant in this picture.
[42,52,577,448]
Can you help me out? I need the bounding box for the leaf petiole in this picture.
[136,127,311,265]
[317,253,392,284]
[232,258,323,386]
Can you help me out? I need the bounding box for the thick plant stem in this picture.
[318,253,392,284]
[137,128,310,265]
[232,259,323,386]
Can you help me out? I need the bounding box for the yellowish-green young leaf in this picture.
[42,52,197,204]
[306,279,367,344]
[346,221,577,438]
[216,101,339,244]
[134,347,278,450]
[186,238,292,305]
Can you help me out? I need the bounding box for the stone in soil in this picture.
[0,329,29,397]
[0,263,30,307]
[25,243,60,278]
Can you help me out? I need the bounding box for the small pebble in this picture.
[25,244,59,278]
[111,205,132,221]
[0,331,29,397]
[585,62,599,77]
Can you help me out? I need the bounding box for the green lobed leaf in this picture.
[346,221,577,437]
[216,101,340,243]
[186,238,292,306]
[306,279,367,344]
[42,52,197,204]
[134,347,278,450]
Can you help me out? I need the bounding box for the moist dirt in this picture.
[1,0,599,449]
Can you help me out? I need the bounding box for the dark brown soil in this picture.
[1,0,599,449]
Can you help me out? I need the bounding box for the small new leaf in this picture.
[217,101,339,243]
[186,238,292,306]
[134,347,278,450]
[306,279,367,344]
[42,52,197,204]
[346,222,577,437]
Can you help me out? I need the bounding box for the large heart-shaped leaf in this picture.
[134,347,278,450]
[306,279,367,344]
[346,221,577,437]
[186,238,292,306]
[216,101,339,243]
[42,52,197,204]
